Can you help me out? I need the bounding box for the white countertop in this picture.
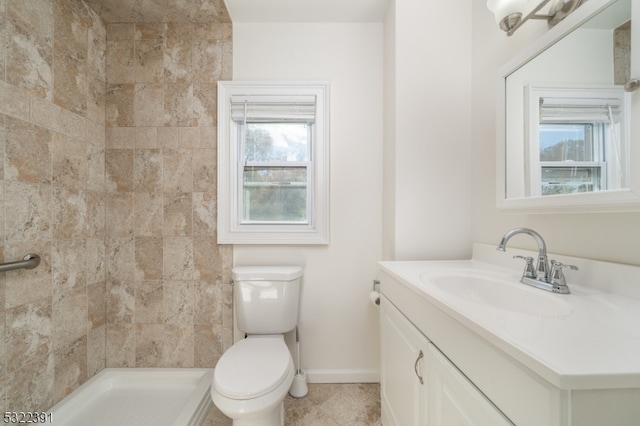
[378,244,640,390]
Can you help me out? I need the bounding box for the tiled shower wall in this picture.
[0,0,233,413]
[102,21,233,369]
[0,0,108,412]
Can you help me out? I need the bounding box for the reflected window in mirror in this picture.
[525,85,628,197]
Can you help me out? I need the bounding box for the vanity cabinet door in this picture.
[427,343,514,426]
[380,296,429,425]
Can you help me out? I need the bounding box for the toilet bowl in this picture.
[211,336,295,426]
[211,266,302,426]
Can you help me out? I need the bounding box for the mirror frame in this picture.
[496,0,640,213]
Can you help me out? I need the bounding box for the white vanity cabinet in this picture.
[427,343,513,426]
[379,256,640,426]
[380,294,428,425]
[380,295,512,426]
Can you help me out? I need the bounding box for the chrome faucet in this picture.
[497,228,576,294]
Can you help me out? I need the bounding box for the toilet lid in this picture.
[214,337,293,400]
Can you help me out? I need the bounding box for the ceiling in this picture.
[84,0,388,23]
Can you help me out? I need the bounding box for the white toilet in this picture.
[211,266,302,426]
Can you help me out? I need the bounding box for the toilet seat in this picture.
[214,336,293,400]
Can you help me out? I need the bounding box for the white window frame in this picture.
[525,85,628,197]
[217,81,330,244]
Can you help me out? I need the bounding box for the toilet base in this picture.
[230,401,284,426]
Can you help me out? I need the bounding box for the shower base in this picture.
[49,368,214,426]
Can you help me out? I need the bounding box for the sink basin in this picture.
[421,272,572,317]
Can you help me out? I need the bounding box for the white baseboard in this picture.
[304,369,380,383]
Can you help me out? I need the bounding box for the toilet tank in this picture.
[232,266,302,334]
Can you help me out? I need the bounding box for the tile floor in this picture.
[203,383,381,425]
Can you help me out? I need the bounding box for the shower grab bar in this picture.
[0,253,41,273]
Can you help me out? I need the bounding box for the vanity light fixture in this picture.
[487,0,583,36]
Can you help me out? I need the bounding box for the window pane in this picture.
[245,123,310,162]
[541,166,601,195]
[243,167,308,222]
[539,124,594,161]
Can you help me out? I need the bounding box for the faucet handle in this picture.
[549,260,578,286]
[513,255,536,278]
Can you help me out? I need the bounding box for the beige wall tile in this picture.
[106,126,135,148]
[51,187,87,239]
[134,148,163,192]
[52,287,88,352]
[163,149,193,192]
[134,280,163,323]
[5,298,52,373]
[135,127,157,148]
[133,83,164,126]
[5,0,54,100]
[6,354,54,412]
[0,81,30,121]
[106,192,134,237]
[163,236,195,280]
[135,39,164,83]
[106,149,134,192]
[4,182,52,243]
[193,192,216,236]
[4,117,52,184]
[61,109,86,140]
[106,237,135,282]
[192,148,216,191]
[158,126,179,148]
[52,132,87,191]
[194,323,223,367]
[163,192,192,236]
[52,239,87,296]
[135,323,164,367]
[107,279,135,324]
[135,22,165,40]
[87,144,107,192]
[194,237,221,281]
[107,40,135,84]
[53,52,88,116]
[163,324,194,367]
[86,190,106,238]
[133,192,163,236]
[164,83,194,126]
[87,326,106,377]
[107,23,135,41]
[106,323,135,367]
[178,126,200,148]
[193,39,222,83]
[88,281,107,330]
[134,237,163,280]
[106,84,134,127]
[193,84,217,127]
[30,96,61,132]
[53,336,87,404]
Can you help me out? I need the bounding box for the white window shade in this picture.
[539,96,623,123]
[230,95,317,123]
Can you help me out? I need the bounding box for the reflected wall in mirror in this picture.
[497,0,640,213]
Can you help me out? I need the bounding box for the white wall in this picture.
[471,3,640,266]
[384,0,473,261]
[231,23,384,382]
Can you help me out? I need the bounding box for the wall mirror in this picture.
[496,0,640,213]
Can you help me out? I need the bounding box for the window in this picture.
[217,82,330,244]
[526,86,628,197]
